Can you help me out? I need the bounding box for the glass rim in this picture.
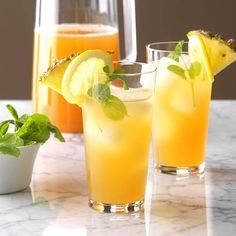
[146,41,188,53]
[92,61,157,77]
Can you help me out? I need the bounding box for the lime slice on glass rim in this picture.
[187,32,214,82]
[61,50,113,106]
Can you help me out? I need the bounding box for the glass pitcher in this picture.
[32,0,137,133]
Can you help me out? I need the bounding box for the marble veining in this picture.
[0,100,235,236]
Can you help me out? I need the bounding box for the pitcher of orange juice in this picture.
[32,0,137,133]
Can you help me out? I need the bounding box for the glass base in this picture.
[157,162,205,176]
[88,199,144,213]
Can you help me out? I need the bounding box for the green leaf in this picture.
[167,65,186,80]
[23,140,36,146]
[122,79,129,90]
[47,123,65,142]
[102,95,127,121]
[109,68,125,81]
[0,133,24,147]
[6,104,19,120]
[104,66,128,90]
[103,65,110,74]
[16,114,51,143]
[88,84,110,102]
[188,61,202,79]
[0,144,20,157]
[88,66,129,121]
[0,121,11,136]
[168,40,185,62]
[114,77,129,90]
[0,105,65,157]
[17,114,30,124]
[110,68,129,90]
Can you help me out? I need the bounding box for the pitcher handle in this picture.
[123,0,137,62]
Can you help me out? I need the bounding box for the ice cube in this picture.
[179,54,191,68]
[170,78,196,114]
[155,57,185,96]
[170,76,211,114]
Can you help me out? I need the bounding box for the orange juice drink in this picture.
[145,38,214,176]
[32,24,120,133]
[76,61,156,213]
[39,51,156,212]
[83,89,153,210]
[152,56,212,174]
[147,31,236,176]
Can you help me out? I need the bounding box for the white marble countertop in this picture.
[0,100,235,236]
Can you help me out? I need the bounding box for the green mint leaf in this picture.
[23,140,36,146]
[168,40,185,62]
[0,144,20,157]
[0,121,11,136]
[16,114,51,143]
[114,77,129,90]
[104,66,129,90]
[88,84,110,102]
[103,65,110,74]
[88,66,129,121]
[109,68,129,90]
[6,104,19,120]
[0,133,24,147]
[17,114,30,125]
[0,105,64,157]
[175,40,185,52]
[102,95,127,121]
[122,79,129,90]
[188,61,202,79]
[167,65,186,80]
[109,68,125,81]
[47,123,65,142]
[16,113,64,144]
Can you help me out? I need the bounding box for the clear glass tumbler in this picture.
[32,0,137,133]
[146,42,212,176]
[82,62,156,212]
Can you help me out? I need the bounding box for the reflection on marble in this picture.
[0,100,235,236]
[148,172,208,236]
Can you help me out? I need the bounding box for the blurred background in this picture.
[0,0,235,99]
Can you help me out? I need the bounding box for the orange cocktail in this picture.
[146,41,212,175]
[152,57,211,169]
[32,24,120,133]
[81,61,156,213]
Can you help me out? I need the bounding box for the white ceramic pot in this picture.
[0,143,40,194]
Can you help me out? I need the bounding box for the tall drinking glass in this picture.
[82,62,156,212]
[32,0,136,133]
[146,42,212,175]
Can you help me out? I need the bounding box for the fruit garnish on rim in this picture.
[188,30,236,76]
[167,29,236,107]
[40,53,79,94]
[40,50,129,120]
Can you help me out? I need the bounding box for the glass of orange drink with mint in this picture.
[40,50,156,212]
[146,30,236,175]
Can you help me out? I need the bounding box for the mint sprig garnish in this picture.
[103,65,129,90]
[102,95,128,121]
[188,61,202,79]
[0,104,65,157]
[168,61,202,107]
[87,84,111,102]
[167,40,202,107]
[87,66,128,121]
[167,61,201,81]
[168,65,186,80]
[168,40,185,62]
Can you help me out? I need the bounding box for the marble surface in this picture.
[0,100,235,236]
